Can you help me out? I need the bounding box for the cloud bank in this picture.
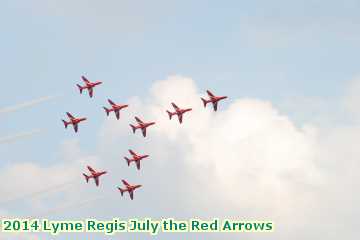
[0,76,358,239]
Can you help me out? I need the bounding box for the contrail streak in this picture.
[34,193,114,218]
[0,129,44,144]
[0,178,81,205]
[0,95,59,114]
[0,129,43,144]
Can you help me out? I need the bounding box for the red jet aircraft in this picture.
[201,90,228,111]
[117,180,142,200]
[62,112,87,133]
[124,149,149,170]
[76,75,102,98]
[103,99,129,120]
[129,117,155,137]
[83,166,107,187]
[166,102,192,124]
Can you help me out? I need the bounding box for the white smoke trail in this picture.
[0,95,59,114]
[34,193,114,218]
[0,129,44,144]
[0,178,80,205]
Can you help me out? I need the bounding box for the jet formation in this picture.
[62,76,228,200]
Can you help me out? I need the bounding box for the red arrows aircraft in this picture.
[166,102,192,124]
[103,99,129,120]
[76,75,102,98]
[130,117,155,137]
[117,180,142,200]
[62,112,87,133]
[82,166,107,187]
[124,149,149,170]
[201,90,228,111]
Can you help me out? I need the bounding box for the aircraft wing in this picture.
[81,76,90,84]
[95,177,99,187]
[135,117,143,124]
[129,190,134,200]
[88,87,93,98]
[108,99,115,106]
[171,102,179,110]
[141,128,147,137]
[87,166,96,174]
[122,179,130,187]
[213,102,218,112]
[115,110,120,120]
[206,90,215,97]
[129,149,137,156]
[178,114,183,124]
[66,112,75,119]
[73,123,78,133]
[136,160,141,170]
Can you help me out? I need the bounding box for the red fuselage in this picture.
[209,95,227,103]
[175,108,192,115]
[89,171,107,178]
[136,122,155,129]
[109,104,128,112]
[84,81,102,88]
[201,91,228,111]
[123,184,142,192]
[130,117,156,137]
[131,122,156,131]
[77,76,102,98]
[70,117,87,125]
[167,104,192,123]
[131,154,149,162]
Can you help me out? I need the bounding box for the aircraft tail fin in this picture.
[166,110,173,120]
[83,173,90,183]
[76,84,83,94]
[118,187,125,196]
[103,107,110,116]
[124,157,131,166]
[62,120,69,129]
[130,124,136,133]
[201,98,208,108]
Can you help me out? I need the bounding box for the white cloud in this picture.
[97,77,324,226]
[0,75,358,239]
[344,77,360,119]
[97,76,358,239]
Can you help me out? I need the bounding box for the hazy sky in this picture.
[0,1,359,239]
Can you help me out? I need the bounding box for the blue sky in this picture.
[0,1,359,239]
[2,0,358,155]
